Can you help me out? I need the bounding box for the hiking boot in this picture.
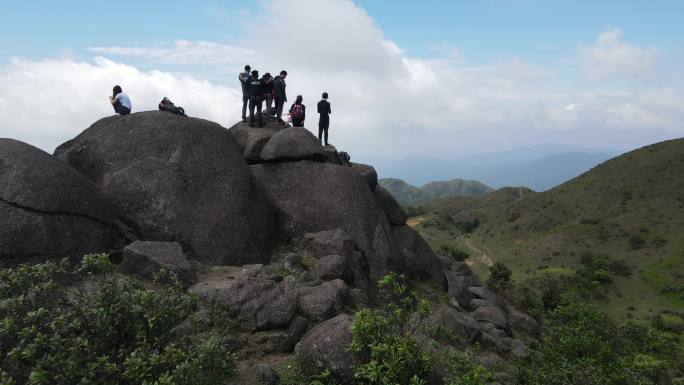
[242,117,247,122]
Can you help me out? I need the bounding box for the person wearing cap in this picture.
[261,72,274,116]
[317,92,331,145]
[239,65,252,122]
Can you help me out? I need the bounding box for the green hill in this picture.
[379,177,493,205]
[413,138,684,321]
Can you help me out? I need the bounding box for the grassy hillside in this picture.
[412,138,684,323]
[379,177,493,205]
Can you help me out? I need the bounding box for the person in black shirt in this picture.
[238,65,251,122]
[317,92,332,145]
[289,95,305,127]
[248,70,263,127]
[261,72,274,116]
[273,70,288,123]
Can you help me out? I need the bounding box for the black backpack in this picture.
[158,97,187,117]
[338,151,351,166]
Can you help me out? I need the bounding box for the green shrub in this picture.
[516,302,682,385]
[0,257,236,385]
[486,262,512,292]
[278,362,335,385]
[439,244,469,262]
[442,352,493,385]
[350,273,433,385]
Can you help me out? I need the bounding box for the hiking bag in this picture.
[290,104,304,121]
[158,97,187,116]
[338,151,351,166]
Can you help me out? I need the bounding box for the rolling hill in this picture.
[379,177,493,205]
[412,138,684,321]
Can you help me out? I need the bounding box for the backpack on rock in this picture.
[158,97,187,117]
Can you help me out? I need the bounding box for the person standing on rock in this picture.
[248,70,264,127]
[109,85,131,115]
[273,70,288,124]
[317,92,331,145]
[239,65,252,122]
[289,95,306,127]
[261,72,274,116]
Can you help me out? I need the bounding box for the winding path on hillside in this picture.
[462,237,494,267]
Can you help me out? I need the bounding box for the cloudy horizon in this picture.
[1,0,682,161]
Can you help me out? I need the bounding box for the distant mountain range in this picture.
[363,143,619,191]
[379,178,493,205]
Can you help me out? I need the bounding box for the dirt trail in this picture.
[463,237,494,267]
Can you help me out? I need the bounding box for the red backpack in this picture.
[291,104,304,120]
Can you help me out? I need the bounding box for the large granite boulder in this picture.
[295,314,355,383]
[0,139,117,264]
[190,274,297,331]
[472,306,509,330]
[228,116,284,162]
[444,263,481,309]
[120,241,196,284]
[303,229,355,259]
[392,225,446,288]
[260,127,326,162]
[349,163,377,191]
[54,112,277,265]
[468,286,508,313]
[509,309,540,336]
[251,161,400,281]
[297,279,348,322]
[374,186,408,225]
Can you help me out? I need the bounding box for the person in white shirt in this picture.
[109,85,132,115]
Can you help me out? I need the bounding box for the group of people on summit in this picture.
[239,65,332,145]
[108,63,334,146]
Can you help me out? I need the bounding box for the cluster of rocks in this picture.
[0,111,539,384]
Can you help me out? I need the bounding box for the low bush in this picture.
[0,255,236,385]
[486,262,512,292]
[439,244,469,262]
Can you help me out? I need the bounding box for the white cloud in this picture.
[1,1,683,159]
[0,57,242,152]
[88,40,254,66]
[579,27,661,82]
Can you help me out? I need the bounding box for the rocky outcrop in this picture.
[392,225,446,288]
[303,229,355,259]
[260,127,326,162]
[295,314,355,383]
[54,111,277,265]
[251,161,399,282]
[509,308,540,336]
[120,241,196,284]
[350,163,378,191]
[0,139,117,264]
[316,254,350,281]
[190,274,297,331]
[375,186,408,225]
[228,117,284,162]
[443,262,480,308]
[297,279,348,322]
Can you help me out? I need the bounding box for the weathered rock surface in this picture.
[54,111,277,265]
[316,254,349,281]
[472,306,509,330]
[419,305,481,347]
[303,229,355,259]
[392,225,446,287]
[260,127,326,162]
[375,185,408,225]
[120,241,196,284]
[228,117,285,162]
[321,145,341,164]
[0,139,117,264]
[297,279,348,322]
[295,314,355,383]
[252,161,399,281]
[349,163,377,191]
[282,253,306,274]
[509,309,540,336]
[444,271,480,309]
[468,286,508,313]
[190,275,297,331]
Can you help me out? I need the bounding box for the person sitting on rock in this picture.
[109,85,131,115]
[317,92,331,145]
[248,70,264,127]
[261,72,274,116]
[289,95,306,127]
[239,65,252,122]
[273,70,288,123]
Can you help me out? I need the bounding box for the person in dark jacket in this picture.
[248,70,263,127]
[273,70,288,123]
[289,95,305,127]
[261,72,274,116]
[239,65,252,122]
[109,85,131,115]
[317,92,331,145]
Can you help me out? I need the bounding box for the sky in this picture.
[0,0,683,160]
